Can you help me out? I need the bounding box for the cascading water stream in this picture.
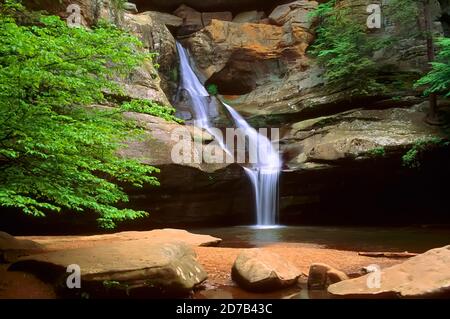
[222,103,282,226]
[177,42,231,155]
[176,42,210,129]
[176,42,282,227]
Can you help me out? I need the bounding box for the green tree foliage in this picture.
[0,1,177,228]
[367,147,386,158]
[206,83,218,96]
[384,0,420,36]
[309,0,385,95]
[386,1,450,105]
[416,37,450,97]
[402,137,448,168]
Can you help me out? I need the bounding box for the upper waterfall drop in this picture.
[176,42,282,227]
[176,42,211,129]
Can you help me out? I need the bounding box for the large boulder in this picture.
[10,241,207,297]
[0,232,43,263]
[328,245,450,298]
[307,263,349,290]
[269,0,319,29]
[118,111,225,170]
[231,249,301,292]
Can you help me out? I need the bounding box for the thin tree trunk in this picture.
[423,0,439,123]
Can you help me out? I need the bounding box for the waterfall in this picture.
[176,42,282,227]
[177,42,210,128]
[222,103,282,226]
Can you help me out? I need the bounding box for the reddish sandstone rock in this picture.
[11,241,207,297]
[232,249,301,292]
[183,19,314,96]
[0,232,43,263]
[328,245,450,298]
[307,263,349,290]
[269,0,319,28]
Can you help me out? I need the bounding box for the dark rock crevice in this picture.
[133,0,291,15]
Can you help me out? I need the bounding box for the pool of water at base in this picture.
[188,225,450,299]
[193,283,329,300]
[189,225,450,253]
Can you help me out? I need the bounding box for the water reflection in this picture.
[190,226,450,252]
[246,226,284,247]
[194,283,330,300]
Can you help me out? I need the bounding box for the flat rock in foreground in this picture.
[232,248,301,292]
[10,241,207,297]
[0,231,43,263]
[328,245,450,298]
[19,228,222,251]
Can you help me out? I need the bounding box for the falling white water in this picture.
[177,42,232,156]
[222,103,282,226]
[177,42,210,128]
[176,42,282,226]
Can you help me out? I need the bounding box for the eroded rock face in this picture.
[269,0,319,29]
[124,12,178,96]
[23,0,120,26]
[173,4,233,35]
[119,112,224,169]
[140,11,183,27]
[328,245,450,298]
[176,0,446,122]
[176,1,322,120]
[282,107,445,170]
[232,249,301,292]
[115,60,171,106]
[277,103,450,226]
[223,63,324,118]
[10,241,207,297]
[183,19,314,96]
[22,2,175,106]
[134,0,284,12]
